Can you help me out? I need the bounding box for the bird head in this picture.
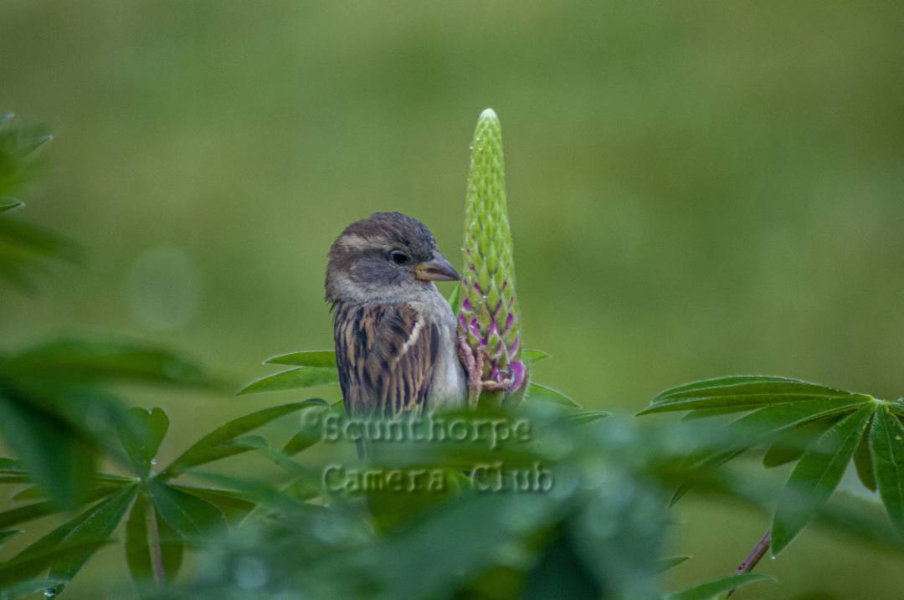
[325,212,459,304]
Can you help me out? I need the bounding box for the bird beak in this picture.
[415,252,460,281]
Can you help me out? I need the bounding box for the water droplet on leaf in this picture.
[44,586,63,599]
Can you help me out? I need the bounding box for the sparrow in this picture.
[325,212,468,418]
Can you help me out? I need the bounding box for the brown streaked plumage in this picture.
[326,212,467,418]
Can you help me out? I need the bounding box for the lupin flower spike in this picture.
[457,108,526,406]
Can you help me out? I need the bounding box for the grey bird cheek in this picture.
[352,259,402,290]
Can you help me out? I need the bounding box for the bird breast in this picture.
[415,293,468,411]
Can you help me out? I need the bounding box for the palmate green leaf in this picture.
[12,473,135,502]
[664,573,773,600]
[125,491,153,583]
[0,542,108,589]
[565,410,611,425]
[0,122,52,160]
[655,555,691,573]
[763,416,846,468]
[264,350,336,368]
[3,338,208,387]
[0,218,81,263]
[238,367,338,394]
[169,485,256,523]
[119,407,169,478]
[689,397,866,457]
[10,485,60,501]
[0,501,55,530]
[727,398,866,440]
[0,457,25,472]
[156,505,185,580]
[0,212,81,290]
[888,401,904,419]
[5,484,137,592]
[0,120,49,200]
[0,577,66,600]
[46,485,138,588]
[4,382,136,471]
[853,423,877,492]
[670,399,866,505]
[526,382,580,407]
[762,440,801,469]
[126,491,184,587]
[655,375,826,398]
[12,493,122,557]
[522,349,551,365]
[0,397,94,510]
[281,475,322,503]
[282,401,332,455]
[641,376,865,415]
[772,405,874,555]
[869,406,904,537]
[0,198,23,213]
[229,438,326,500]
[0,474,30,485]
[668,449,745,507]
[147,479,226,539]
[0,529,23,547]
[161,402,316,477]
[681,407,742,421]
[186,471,314,519]
[232,435,311,478]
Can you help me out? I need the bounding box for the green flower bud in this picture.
[457,109,526,404]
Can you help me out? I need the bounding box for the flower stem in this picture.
[727,528,771,598]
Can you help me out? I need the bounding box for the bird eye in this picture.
[389,250,410,265]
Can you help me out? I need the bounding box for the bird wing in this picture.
[334,303,440,418]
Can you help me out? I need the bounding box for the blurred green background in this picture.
[2,1,903,597]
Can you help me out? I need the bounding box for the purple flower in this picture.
[457,109,527,405]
